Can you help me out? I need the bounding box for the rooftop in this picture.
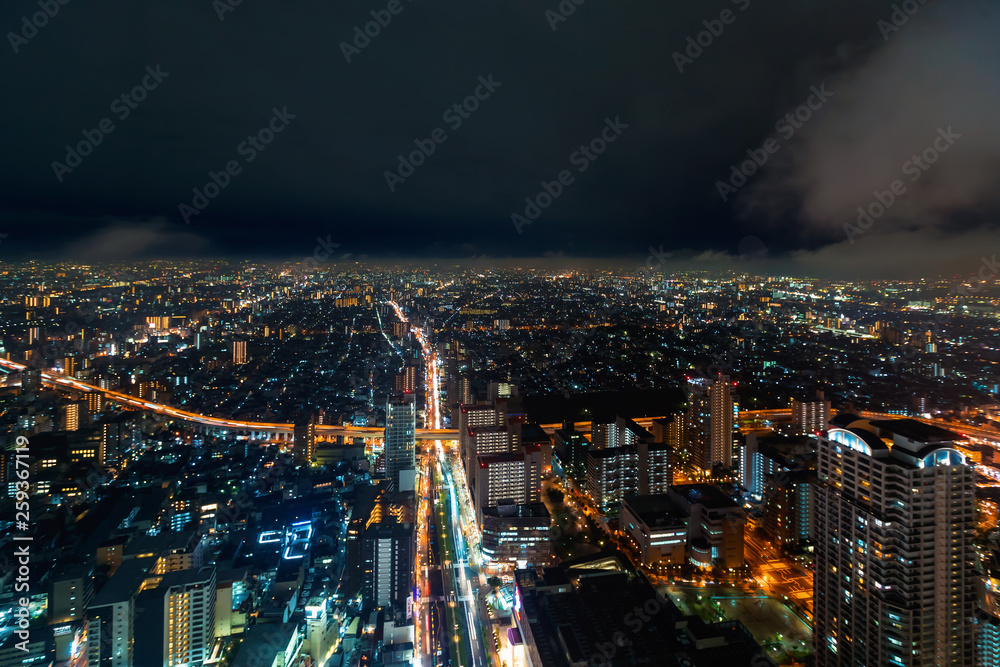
[622,494,687,528]
[870,418,963,444]
[670,484,739,510]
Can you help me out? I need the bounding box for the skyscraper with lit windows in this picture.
[231,339,247,365]
[384,395,416,492]
[686,374,734,471]
[814,415,975,666]
[792,391,831,435]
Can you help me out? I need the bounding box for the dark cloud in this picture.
[739,0,1000,242]
[0,0,995,272]
[61,218,211,261]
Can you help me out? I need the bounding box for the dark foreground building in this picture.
[512,551,772,666]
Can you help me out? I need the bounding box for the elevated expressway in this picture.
[3,357,994,443]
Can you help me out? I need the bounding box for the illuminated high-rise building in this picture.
[487,381,518,402]
[395,364,418,394]
[465,425,514,488]
[458,403,503,483]
[62,402,80,432]
[814,416,975,666]
[131,566,217,667]
[24,296,50,308]
[146,316,170,331]
[686,375,735,471]
[231,340,247,365]
[637,440,673,495]
[86,390,104,417]
[21,368,42,391]
[384,396,416,492]
[651,412,685,451]
[586,446,638,514]
[474,445,544,525]
[792,391,831,435]
[294,413,317,464]
[161,568,216,667]
[977,548,1000,667]
[361,522,413,610]
[457,376,474,405]
[589,417,671,497]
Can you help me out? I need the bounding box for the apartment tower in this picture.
[814,416,975,666]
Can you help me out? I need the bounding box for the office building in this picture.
[384,396,416,492]
[231,339,247,365]
[791,391,831,435]
[361,522,414,609]
[686,374,735,471]
[814,416,976,666]
[465,425,515,488]
[586,446,638,514]
[294,413,317,464]
[214,569,250,638]
[50,564,94,625]
[88,559,145,667]
[458,403,503,480]
[762,469,814,552]
[480,503,552,567]
[487,381,518,402]
[621,495,688,568]
[670,484,745,570]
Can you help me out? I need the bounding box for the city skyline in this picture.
[3,0,999,665]
[0,263,996,665]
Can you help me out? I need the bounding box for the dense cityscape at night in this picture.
[3,0,1000,665]
[0,261,997,666]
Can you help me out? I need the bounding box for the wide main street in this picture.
[391,302,490,667]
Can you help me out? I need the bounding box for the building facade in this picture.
[474,446,543,522]
[384,397,416,492]
[686,375,735,471]
[791,393,831,436]
[814,417,976,666]
[481,504,552,567]
[669,484,745,570]
[586,446,638,514]
[361,522,414,609]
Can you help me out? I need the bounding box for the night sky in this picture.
[1,0,998,277]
